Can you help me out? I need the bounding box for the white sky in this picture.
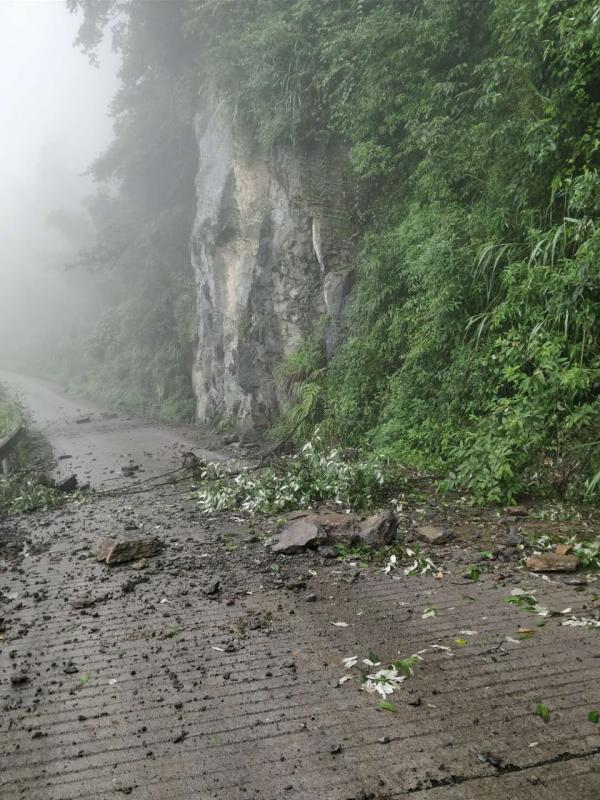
[0,0,118,355]
[0,0,116,209]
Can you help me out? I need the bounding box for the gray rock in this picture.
[96,536,162,566]
[272,520,325,554]
[355,510,397,549]
[191,96,358,434]
[415,525,451,545]
[57,474,78,493]
[318,544,339,559]
[203,577,221,596]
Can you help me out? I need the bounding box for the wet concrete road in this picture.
[0,371,223,487]
[1,377,600,799]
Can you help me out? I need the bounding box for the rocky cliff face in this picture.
[190,102,358,437]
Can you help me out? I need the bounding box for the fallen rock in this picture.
[71,591,111,609]
[203,577,221,596]
[57,474,78,493]
[355,510,397,549]
[96,536,162,566]
[564,576,587,586]
[554,543,573,556]
[416,525,451,545]
[121,464,140,478]
[526,553,579,573]
[287,510,311,521]
[311,511,355,542]
[318,544,339,559]
[272,519,325,554]
[505,505,528,517]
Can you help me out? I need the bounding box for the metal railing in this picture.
[0,425,23,475]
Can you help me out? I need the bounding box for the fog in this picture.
[0,0,118,364]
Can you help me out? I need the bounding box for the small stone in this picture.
[378,736,390,744]
[96,536,162,566]
[113,785,133,795]
[507,527,520,546]
[416,525,451,545]
[304,593,318,602]
[564,576,588,586]
[330,743,343,754]
[71,591,111,609]
[57,474,78,493]
[285,579,307,591]
[10,672,29,687]
[526,553,579,573]
[318,544,338,559]
[203,578,221,596]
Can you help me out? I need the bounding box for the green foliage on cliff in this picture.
[190,0,600,503]
[65,0,198,420]
[70,1,600,503]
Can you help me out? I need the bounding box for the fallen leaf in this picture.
[535,703,550,722]
[331,621,349,627]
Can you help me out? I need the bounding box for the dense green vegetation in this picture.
[72,0,600,503]
[0,392,64,514]
[190,0,600,503]
[0,393,22,439]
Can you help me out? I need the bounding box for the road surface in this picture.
[1,374,600,799]
[0,371,224,487]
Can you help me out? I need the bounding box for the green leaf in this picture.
[535,703,550,722]
[392,656,420,678]
[378,700,397,713]
[79,673,89,686]
[464,565,481,581]
[588,710,599,724]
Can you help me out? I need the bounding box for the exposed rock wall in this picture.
[190,101,357,437]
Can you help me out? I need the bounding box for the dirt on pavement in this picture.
[1,375,600,800]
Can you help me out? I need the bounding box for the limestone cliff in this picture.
[190,101,358,437]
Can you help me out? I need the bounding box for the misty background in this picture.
[0,0,118,362]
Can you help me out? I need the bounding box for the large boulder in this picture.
[272,519,326,554]
[355,511,398,549]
